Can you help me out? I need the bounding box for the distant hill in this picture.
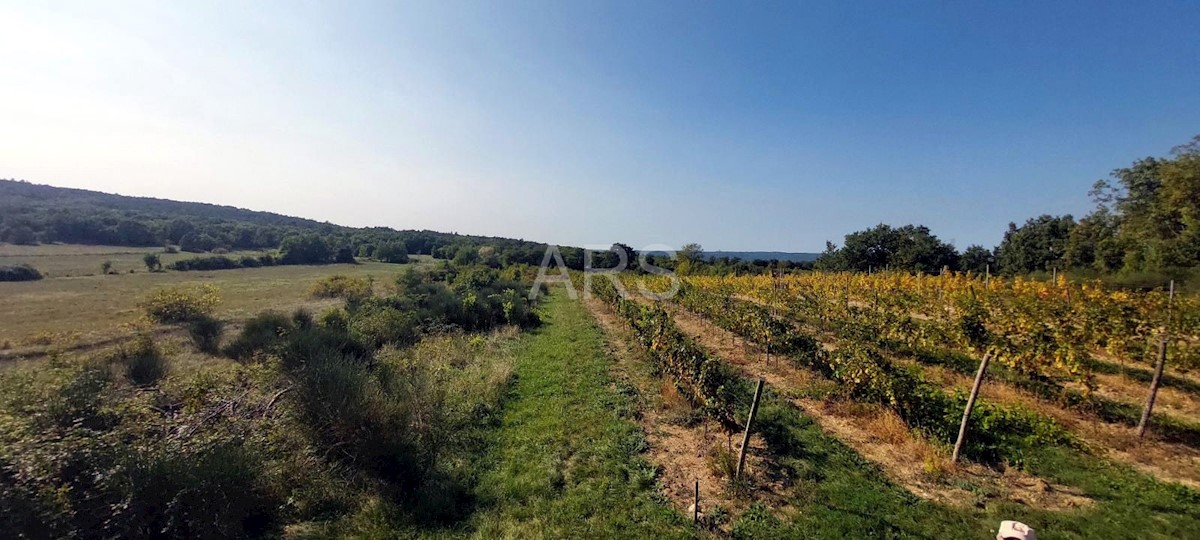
[706,251,820,263]
[0,179,557,262]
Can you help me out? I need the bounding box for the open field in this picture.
[0,243,272,277]
[0,243,432,351]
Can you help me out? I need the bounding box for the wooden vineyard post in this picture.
[1138,280,1175,438]
[952,352,992,463]
[693,480,700,523]
[736,378,765,478]
[1137,339,1168,438]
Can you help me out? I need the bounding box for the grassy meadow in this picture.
[0,243,430,353]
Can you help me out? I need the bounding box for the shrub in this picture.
[320,308,348,331]
[168,256,241,271]
[101,260,114,274]
[309,275,373,300]
[0,354,287,538]
[223,311,294,360]
[140,284,221,324]
[239,255,262,268]
[348,301,419,347]
[119,334,167,386]
[292,309,315,330]
[188,315,224,354]
[0,264,43,282]
[142,253,162,272]
[163,244,179,254]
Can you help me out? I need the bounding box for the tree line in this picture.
[0,179,581,268]
[815,135,1200,283]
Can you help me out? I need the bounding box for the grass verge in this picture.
[452,289,694,538]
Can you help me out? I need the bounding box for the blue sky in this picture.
[2,1,1198,252]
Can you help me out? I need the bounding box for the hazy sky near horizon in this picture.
[2,1,1198,252]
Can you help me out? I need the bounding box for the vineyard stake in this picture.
[736,378,765,478]
[952,352,992,463]
[1137,338,1168,438]
[1138,280,1175,438]
[693,480,700,523]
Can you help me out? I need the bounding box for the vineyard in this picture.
[580,270,1200,536]
[690,271,1200,381]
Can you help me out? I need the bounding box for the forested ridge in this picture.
[0,179,564,267]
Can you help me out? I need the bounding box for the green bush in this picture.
[140,284,221,324]
[348,300,419,347]
[223,311,294,360]
[119,334,167,386]
[188,314,224,354]
[142,253,162,272]
[309,275,373,300]
[0,264,42,282]
[320,307,349,331]
[169,255,241,271]
[0,355,287,538]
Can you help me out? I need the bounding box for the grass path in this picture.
[461,290,694,539]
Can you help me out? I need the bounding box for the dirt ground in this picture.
[583,298,793,529]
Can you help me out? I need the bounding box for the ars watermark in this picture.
[529,244,681,301]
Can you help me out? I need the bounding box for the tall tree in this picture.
[959,245,994,274]
[995,215,1074,275]
[816,224,958,273]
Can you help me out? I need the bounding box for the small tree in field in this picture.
[143,253,163,272]
[101,260,114,275]
[374,241,408,265]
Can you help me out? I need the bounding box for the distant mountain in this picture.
[706,251,820,263]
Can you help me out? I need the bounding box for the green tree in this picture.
[1086,136,1200,271]
[958,245,994,274]
[142,253,162,272]
[452,246,478,265]
[3,225,37,245]
[675,243,704,275]
[376,241,409,264]
[165,219,196,244]
[279,234,332,265]
[994,215,1074,275]
[816,224,958,273]
[179,232,218,253]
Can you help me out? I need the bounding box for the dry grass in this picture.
[1092,370,1200,418]
[0,244,435,358]
[0,243,267,277]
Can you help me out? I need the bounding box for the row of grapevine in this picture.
[590,276,747,428]
[675,284,821,359]
[690,272,1200,386]
[667,285,1072,464]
